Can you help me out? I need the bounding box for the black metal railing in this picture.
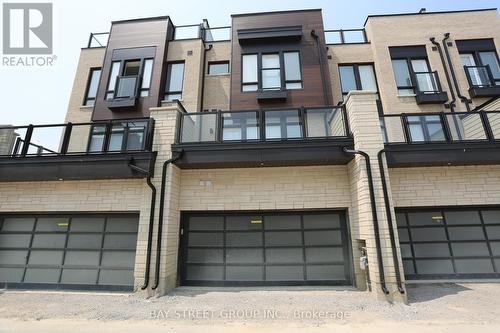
[413,71,443,94]
[87,32,110,48]
[381,111,500,144]
[0,118,155,157]
[324,29,367,44]
[176,106,350,144]
[464,65,497,88]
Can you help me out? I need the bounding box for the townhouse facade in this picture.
[1,8,499,303]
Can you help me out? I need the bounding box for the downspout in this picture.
[199,44,213,112]
[377,150,405,294]
[442,33,471,111]
[342,147,389,295]
[151,150,183,290]
[311,30,332,105]
[430,37,456,112]
[127,160,157,290]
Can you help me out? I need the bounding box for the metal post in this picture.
[60,123,73,155]
[20,125,34,157]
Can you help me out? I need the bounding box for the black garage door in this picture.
[179,211,352,286]
[397,208,500,279]
[0,214,139,290]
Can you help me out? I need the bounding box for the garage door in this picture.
[397,208,500,279]
[180,211,351,286]
[0,214,139,290]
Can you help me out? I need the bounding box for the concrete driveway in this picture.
[1,283,500,332]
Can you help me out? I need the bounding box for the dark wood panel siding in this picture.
[230,10,332,110]
[92,17,173,121]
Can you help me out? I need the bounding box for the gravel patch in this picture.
[0,283,499,326]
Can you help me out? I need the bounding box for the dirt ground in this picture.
[1,283,500,332]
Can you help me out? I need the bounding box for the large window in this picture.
[105,58,154,100]
[164,62,185,101]
[338,64,377,100]
[241,51,302,92]
[406,115,445,142]
[391,58,433,95]
[83,68,101,106]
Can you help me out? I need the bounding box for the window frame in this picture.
[459,49,500,86]
[240,50,303,93]
[104,58,154,100]
[207,61,230,75]
[391,56,432,95]
[83,67,102,106]
[338,63,379,98]
[164,61,185,102]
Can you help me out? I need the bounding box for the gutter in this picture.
[442,33,471,111]
[430,37,456,111]
[311,30,332,105]
[342,147,389,295]
[151,150,184,290]
[377,150,405,294]
[127,160,157,290]
[199,44,213,111]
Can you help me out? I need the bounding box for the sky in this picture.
[0,0,499,126]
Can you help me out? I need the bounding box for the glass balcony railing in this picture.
[464,65,498,88]
[380,111,500,144]
[114,76,139,99]
[203,27,231,42]
[87,32,109,48]
[177,107,349,144]
[0,119,155,157]
[325,29,367,44]
[414,71,443,94]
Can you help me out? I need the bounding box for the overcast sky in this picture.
[0,0,499,125]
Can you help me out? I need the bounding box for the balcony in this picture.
[0,119,156,182]
[413,71,449,104]
[171,107,353,168]
[381,110,500,167]
[325,29,367,44]
[106,75,140,109]
[464,65,500,98]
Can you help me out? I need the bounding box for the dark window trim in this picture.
[164,61,185,101]
[207,61,230,75]
[391,56,432,93]
[338,62,379,97]
[241,50,303,93]
[458,49,500,85]
[105,58,154,100]
[83,67,102,106]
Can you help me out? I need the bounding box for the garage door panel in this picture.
[266,265,304,281]
[188,248,224,263]
[182,211,351,286]
[305,247,344,263]
[307,265,345,280]
[415,260,455,274]
[451,243,490,256]
[448,227,485,241]
[226,266,264,281]
[398,208,500,279]
[226,248,263,263]
[305,230,342,246]
[0,234,32,248]
[64,251,100,266]
[0,214,138,290]
[227,232,262,246]
[24,268,60,283]
[264,215,301,230]
[1,218,35,231]
[28,250,64,265]
[0,250,28,265]
[455,259,494,274]
[67,234,102,249]
[0,267,24,282]
[60,269,98,284]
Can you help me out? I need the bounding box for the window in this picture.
[208,61,229,75]
[88,121,148,153]
[338,64,377,100]
[83,68,101,106]
[105,58,154,100]
[457,39,500,87]
[164,62,185,101]
[265,110,302,139]
[407,115,445,142]
[241,51,302,92]
[242,54,258,91]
